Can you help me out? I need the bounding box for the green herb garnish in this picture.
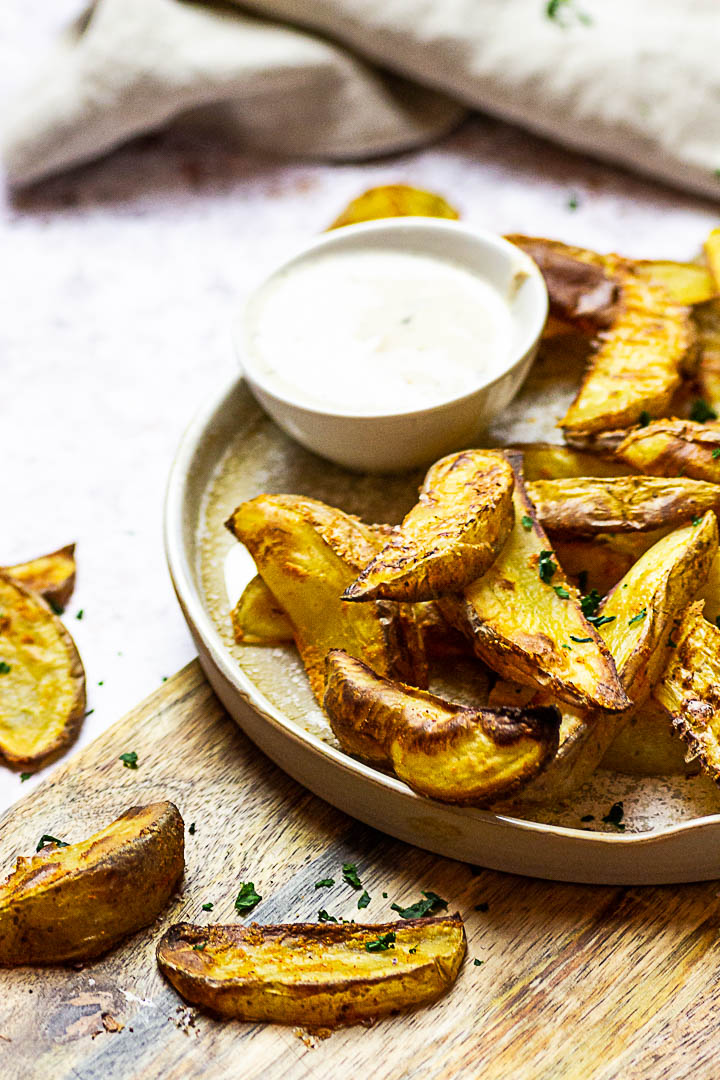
[318,909,337,923]
[314,877,334,889]
[538,550,557,584]
[713,448,720,459]
[554,585,570,599]
[235,882,261,913]
[580,589,601,617]
[628,608,647,626]
[545,0,592,27]
[119,751,138,769]
[20,772,31,782]
[357,890,371,909]
[690,398,718,423]
[567,193,579,211]
[365,931,396,953]
[0,661,11,675]
[188,822,196,835]
[602,802,626,831]
[391,891,448,920]
[202,902,214,911]
[569,635,592,643]
[36,834,69,852]
[588,614,616,628]
[342,862,363,890]
[473,959,484,967]
[76,609,84,621]
[408,946,418,954]
[638,410,651,427]
[521,515,533,531]
[193,942,207,951]
[49,600,64,616]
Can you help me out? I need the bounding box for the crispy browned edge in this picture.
[0,569,86,771]
[3,543,77,608]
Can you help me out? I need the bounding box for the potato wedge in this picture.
[438,456,628,711]
[697,550,720,625]
[0,571,86,769]
[226,495,424,700]
[695,300,720,412]
[634,260,716,306]
[343,450,515,603]
[652,601,720,783]
[324,649,560,803]
[527,476,720,535]
[705,228,720,292]
[3,544,76,610]
[516,443,633,481]
[0,802,184,965]
[615,419,720,482]
[507,515,718,803]
[157,914,465,1026]
[329,184,459,230]
[231,574,294,645]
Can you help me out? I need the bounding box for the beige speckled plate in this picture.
[165,347,720,883]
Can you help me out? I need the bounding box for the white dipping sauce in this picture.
[245,247,512,415]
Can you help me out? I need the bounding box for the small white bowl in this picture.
[233,218,548,473]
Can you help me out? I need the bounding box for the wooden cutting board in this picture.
[1,661,719,1080]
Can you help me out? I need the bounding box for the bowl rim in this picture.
[233,217,549,421]
[164,371,720,848]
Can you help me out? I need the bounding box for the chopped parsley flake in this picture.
[314,878,335,889]
[188,823,196,835]
[365,931,396,953]
[521,515,533,531]
[76,609,84,621]
[692,516,702,526]
[538,550,557,584]
[49,600,64,616]
[567,193,579,211]
[690,399,718,423]
[235,882,261,913]
[382,892,388,898]
[545,0,592,27]
[318,909,337,923]
[588,614,616,628]
[342,862,363,890]
[0,661,11,674]
[554,585,570,599]
[84,709,94,718]
[119,751,138,769]
[408,946,418,954]
[391,891,448,919]
[602,801,626,830]
[36,834,69,852]
[561,644,572,650]
[638,411,651,427]
[474,959,484,967]
[20,772,31,782]
[475,902,489,912]
[713,448,720,459]
[628,608,647,626]
[357,890,371,909]
[193,942,206,951]
[580,589,601,617]
[202,902,213,911]
[569,635,592,644]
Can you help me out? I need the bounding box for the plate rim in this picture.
[164,372,720,847]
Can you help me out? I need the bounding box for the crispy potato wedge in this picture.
[3,544,76,610]
[527,476,720,535]
[231,574,294,644]
[652,601,720,783]
[226,495,425,700]
[705,228,720,292]
[516,443,633,481]
[697,551,720,625]
[599,698,696,777]
[615,419,720,482]
[634,259,716,306]
[329,184,459,230]
[324,649,560,803]
[695,300,720,412]
[343,451,515,603]
[507,515,718,803]
[158,914,465,1026]
[0,802,184,965]
[438,456,628,711]
[0,571,86,770]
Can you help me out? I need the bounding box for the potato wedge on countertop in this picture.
[343,450,515,602]
[0,802,184,965]
[3,544,76,610]
[0,571,86,769]
[528,476,720,535]
[329,184,459,230]
[653,602,720,785]
[231,574,293,645]
[226,495,425,700]
[157,915,466,1025]
[438,456,629,712]
[615,419,720,482]
[516,443,633,482]
[324,649,560,804]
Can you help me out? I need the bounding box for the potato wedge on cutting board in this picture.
[226,495,425,700]
[231,574,293,645]
[0,802,184,965]
[438,457,628,711]
[527,476,720,535]
[344,450,515,602]
[324,649,560,804]
[3,544,76,610]
[0,571,86,769]
[157,915,465,1025]
[329,184,459,230]
[616,419,720,482]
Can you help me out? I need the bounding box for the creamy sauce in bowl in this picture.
[243,247,513,416]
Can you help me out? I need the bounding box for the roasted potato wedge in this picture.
[508,515,718,803]
[3,544,76,610]
[343,450,515,603]
[615,419,720,482]
[226,495,424,700]
[0,571,86,770]
[329,184,459,230]
[231,574,294,645]
[695,300,720,412]
[0,802,184,964]
[438,457,628,711]
[516,443,633,481]
[527,476,720,535]
[652,601,720,784]
[634,259,716,306]
[705,228,720,292]
[324,649,560,803]
[158,914,465,1026]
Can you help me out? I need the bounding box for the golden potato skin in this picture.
[517,443,633,482]
[633,260,716,306]
[439,456,628,712]
[653,601,720,784]
[528,476,720,535]
[226,495,425,700]
[695,299,720,412]
[329,184,459,230]
[343,450,515,603]
[3,544,76,609]
[157,915,466,1026]
[0,802,184,965]
[231,574,294,644]
[616,419,720,482]
[324,649,560,804]
[0,571,86,770]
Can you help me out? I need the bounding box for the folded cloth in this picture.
[4,0,720,200]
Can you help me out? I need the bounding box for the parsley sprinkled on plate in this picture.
[188,822,196,835]
[391,891,448,919]
[602,802,626,831]
[235,882,261,913]
[119,751,138,769]
[202,902,214,911]
[569,635,592,644]
[318,909,337,923]
[357,890,371,909]
[342,862,363,890]
[315,877,335,889]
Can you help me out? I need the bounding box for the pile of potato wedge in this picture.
[225,192,720,812]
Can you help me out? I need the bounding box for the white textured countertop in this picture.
[1,0,719,815]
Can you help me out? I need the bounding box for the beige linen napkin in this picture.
[4,0,720,199]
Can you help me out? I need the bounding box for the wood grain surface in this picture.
[1,660,719,1080]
